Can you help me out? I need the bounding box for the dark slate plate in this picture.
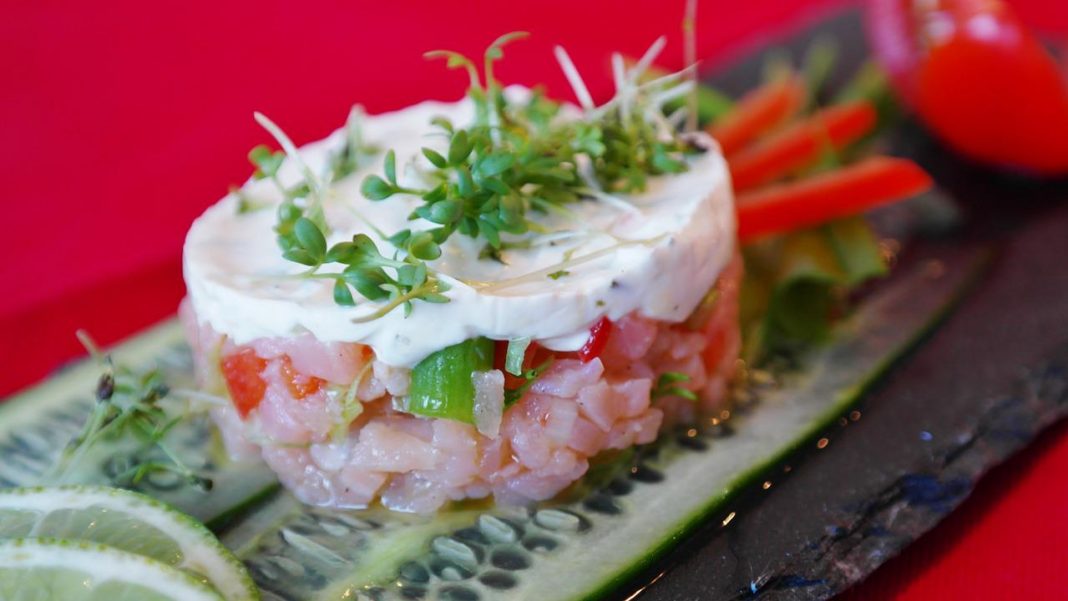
[618,9,1068,601]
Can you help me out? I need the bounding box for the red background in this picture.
[3,1,1067,598]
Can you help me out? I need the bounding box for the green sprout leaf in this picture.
[384,149,397,185]
[422,148,448,168]
[248,144,284,179]
[361,175,394,200]
[251,32,702,322]
[293,217,327,264]
[333,279,356,306]
[448,130,473,165]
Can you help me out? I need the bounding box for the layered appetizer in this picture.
[180,28,933,516]
[181,36,741,512]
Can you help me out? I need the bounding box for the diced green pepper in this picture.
[407,338,495,423]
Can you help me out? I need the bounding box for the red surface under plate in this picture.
[3,1,1067,598]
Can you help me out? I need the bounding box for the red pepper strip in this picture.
[221,348,267,418]
[578,317,613,363]
[707,76,807,157]
[736,156,932,244]
[729,101,878,193]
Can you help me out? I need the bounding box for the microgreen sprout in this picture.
[254,112,328,232]
[329,104,378,182]
[50,331,213,492]
[683,0,699,133]
[283,224,452,320]
[504,356,555,407]
[357,35,696,282]
[237,33,702,320]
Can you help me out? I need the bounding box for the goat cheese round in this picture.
[183,91,736,367]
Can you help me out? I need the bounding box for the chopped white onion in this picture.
[472,370,506,439]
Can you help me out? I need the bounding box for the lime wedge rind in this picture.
[0,537,224,601]
[0,486,258,601]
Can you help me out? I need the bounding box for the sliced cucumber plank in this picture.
[0,322,279,529]
[224,252,982,601]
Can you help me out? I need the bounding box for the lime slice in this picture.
[0,538,224,600]
[0,486,258,601]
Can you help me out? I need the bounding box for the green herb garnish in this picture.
[329,104,377,182]
[284,223,451,321]
[504,357,555,407]
[241,33,700,320]
[50,332,213,491]
[357,34,697,279]
[547,270,570,280]
[652,371,697,401]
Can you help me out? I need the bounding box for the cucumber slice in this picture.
[0,322,279,529]
[0,538,224,601]
[0,486,258,600]
[224,253,982,601]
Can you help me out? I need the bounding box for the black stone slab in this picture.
[621,10,1068,600]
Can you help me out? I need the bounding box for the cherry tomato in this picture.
[867,0,1068,175]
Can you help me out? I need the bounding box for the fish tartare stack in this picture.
[181,40,740,512]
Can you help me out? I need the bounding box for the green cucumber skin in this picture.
[223,251,984,601]
[0,322,280,529]
[579,251,989,601]
[0,250,984,601]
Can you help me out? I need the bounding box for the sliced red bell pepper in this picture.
[729,101,878,192]
[707,76,807,156]
[736,156,932,243]
[221,348,268,418]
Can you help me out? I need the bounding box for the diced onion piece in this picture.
[472,370,506,439]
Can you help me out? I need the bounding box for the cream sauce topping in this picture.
[183,90,735,367]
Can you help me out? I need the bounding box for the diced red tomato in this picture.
[736,156,932,243]
[578,317,613,363]
[221,348,267,418]
[279,356,325,399]
[728,101,878,192]
[708,75,807,156]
